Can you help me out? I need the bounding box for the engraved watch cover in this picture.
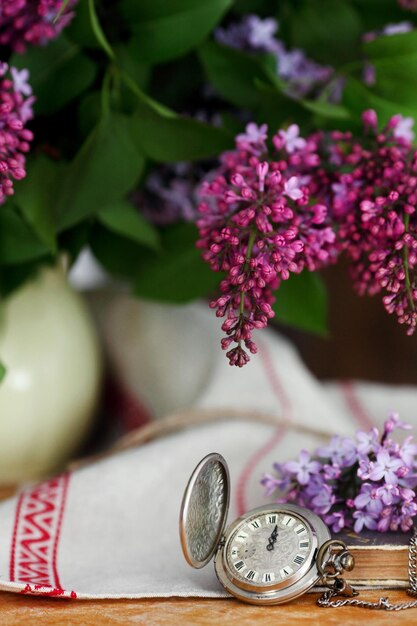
[180,452,230,569]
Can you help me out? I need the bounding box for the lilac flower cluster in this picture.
[196,122,338,367]
[262,413,417,534]
[215,15,332,99]
[326,110,417,336]
[0,0,77,53]
[0,62,34,203]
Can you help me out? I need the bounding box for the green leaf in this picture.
[350,0,407,32]
[11,37,96,115]
[370,55,417,110]
[364,29,417,59]
[359,31,417,115]
[66,0,100,48]
[300,99,351,121]
[343,76,417,125]
[133,222,222,303]
[253,80,308,129]
[13,155,65,253]
[115,42,151,90]
[0,257,48,297]
[199,42,279,109]
[57,112,144,230]
[121,0,232,63]
[59,222,91,264]
[273,271,328,335]
[87,0,114,59]
[288,0,363,66]
[0,206,49,265]
[125,77,233,161]
[98,201,160,249]
[115,42,151,112]
[90,223,150,279]
[78,90,102,137]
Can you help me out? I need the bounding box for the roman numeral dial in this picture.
[225,510,314,589]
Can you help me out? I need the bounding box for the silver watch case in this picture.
[180,453,331,605]
[215,503,330,605]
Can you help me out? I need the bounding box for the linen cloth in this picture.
[1,303,417,599]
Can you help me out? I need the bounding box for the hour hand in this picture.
[266,525,278,551]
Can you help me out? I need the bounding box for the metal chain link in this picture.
[317,527,417,610]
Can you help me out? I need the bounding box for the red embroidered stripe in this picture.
[9,473,70,589]
[339,380,373,430]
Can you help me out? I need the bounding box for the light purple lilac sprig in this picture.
[132,163,199,226]
[262,413,417,534]
[215,15,332,99]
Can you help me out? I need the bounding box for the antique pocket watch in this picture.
[180,453,356,605]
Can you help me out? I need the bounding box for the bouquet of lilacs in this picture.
[3,0,417,379]
[262,413,417,534]
[196,110,417,366]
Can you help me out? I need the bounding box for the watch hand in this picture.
[266,525,278,551]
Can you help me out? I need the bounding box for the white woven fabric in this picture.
[0,303,416,599]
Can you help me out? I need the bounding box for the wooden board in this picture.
[1,589,417,626]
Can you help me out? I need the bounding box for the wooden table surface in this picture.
[2,589,417,626]
[1,490,416,625]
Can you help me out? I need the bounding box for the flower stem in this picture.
[403,214,415,312]
[239,230,257,318]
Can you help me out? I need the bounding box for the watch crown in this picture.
[339,551,355,572]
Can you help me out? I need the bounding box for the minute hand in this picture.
[266,525,278,551]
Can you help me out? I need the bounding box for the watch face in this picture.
[224,509,315,590]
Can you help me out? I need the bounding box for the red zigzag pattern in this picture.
[9,473,70,589]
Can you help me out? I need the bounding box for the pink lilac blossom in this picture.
[0,62,34,204]
[214,15,332,99]
[262,412,417,533]
[0,0,77,53]
[196,122,339,367]
[325,110,417,336]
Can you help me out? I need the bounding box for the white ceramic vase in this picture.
[0,267,102,484]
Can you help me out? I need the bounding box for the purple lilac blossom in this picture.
[324,111,417,336]
[0,62,34,204]
[196,122,340,367]
[284,450,321,485]
[0,0,77,53]
[214,15,332,99]
[132,163,202,227]
[263,412,417,533]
